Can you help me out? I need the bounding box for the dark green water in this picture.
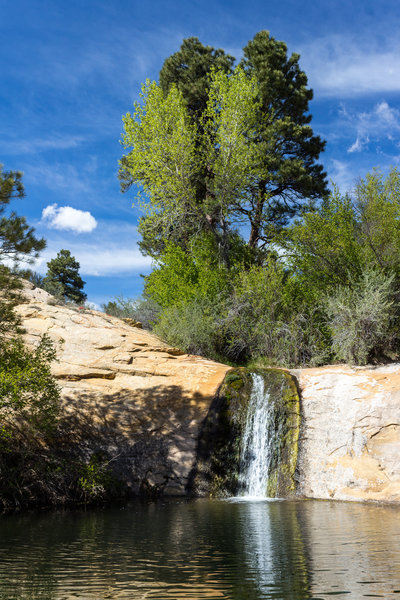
[0,499,400,599]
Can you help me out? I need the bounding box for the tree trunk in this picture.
[248,180,266,248]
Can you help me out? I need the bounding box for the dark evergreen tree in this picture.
[0,165,46,334]
[0,165,46,262]
[159,37,235,119]
[239,31,328,247]
[44,249,87,304]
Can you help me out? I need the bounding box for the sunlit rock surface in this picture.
[293,364,400,502]
[17,283,400,502]
[17,282,230,496]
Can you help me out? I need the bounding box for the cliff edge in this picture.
[16,283,230,497]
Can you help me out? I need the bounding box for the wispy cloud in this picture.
[301,35,400,97]
[2,135,84,156]
[31,244,151,276]
[344,101,400,153]
[42,204,98,233]
[24,160,95,197]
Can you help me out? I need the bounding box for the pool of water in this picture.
[0,498,399,599]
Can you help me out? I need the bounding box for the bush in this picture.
[152,260,331,367]
[0,334,61,509]
[102,295,161,329]
[324,268,396,364]
[154,296,223,358]
[0,334,60,434]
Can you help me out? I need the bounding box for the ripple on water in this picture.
[0,499,399,600]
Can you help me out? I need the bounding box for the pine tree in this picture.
[0,165,46,334]
[44,249,87,304]
[159,37,234,119]
[239,31,328,247]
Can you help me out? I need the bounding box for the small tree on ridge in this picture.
[44,249,87,304]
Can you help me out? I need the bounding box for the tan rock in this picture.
[16,283,400,503]
[293,363,400,502]
[16,283,230,496]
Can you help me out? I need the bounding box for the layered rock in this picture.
[15,283,400,503]
[16,283,230,496]
[293,364,400,502]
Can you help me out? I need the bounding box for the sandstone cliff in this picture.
[293,364,400,503]
[16,283,230,496]
[15,283,400,503]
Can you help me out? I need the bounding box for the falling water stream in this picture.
[239,373,283,498]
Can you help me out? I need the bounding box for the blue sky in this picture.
[2,0,400,307]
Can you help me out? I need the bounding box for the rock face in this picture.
[294,364,400,503]
[17,283,230,496]
[15,283,400,503]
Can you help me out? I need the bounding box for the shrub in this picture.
[0,334,60,434]
[154,296,222,358]
[324,268,396,364]
[102,295,161,329]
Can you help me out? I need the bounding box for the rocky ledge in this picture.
[293,364,400,503]
[17,283,230,497]
[15,283,400,503]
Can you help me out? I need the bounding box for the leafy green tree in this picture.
[120,66,266,262]
[0,335,59,434]
[129,32,328,254]
[355,168,400,277]
[43,249,87,304]
[281,187,363,296]
[282,168,400,295]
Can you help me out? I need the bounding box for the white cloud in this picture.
[85,301,101,311]
[328,159,357,193]
[29,245,152,276]
[301,35,400,97]
[42,204,98,233]
[346,101,400,153]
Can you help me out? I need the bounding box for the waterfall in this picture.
[191,367,299,499]
[239,373,283,498]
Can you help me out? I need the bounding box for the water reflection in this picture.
[0,500,399,599]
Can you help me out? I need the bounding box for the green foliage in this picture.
[150,169,400,367]
[102,295,161,329]
[282,187,363,294]
[43,249,87,304]
[355,168,400,276]
[77,453,115,502]
[154,296,223,359]
[0,265,23,335]
[12,267,44,289]
[159,37,234,119]
[120,80,199,256]
[0,165,46,335]
[324,268,396,365]
[0,334,61,509]
[0,334,60,434]
[120,68,264,261]
[0,165,46,264]
[121,32,327,261]
[239,30,328,247]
